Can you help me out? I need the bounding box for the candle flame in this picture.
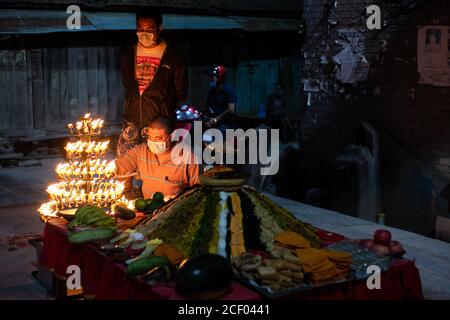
[39,114,127,219]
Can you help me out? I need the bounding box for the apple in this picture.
[372,244,390,256]
[373,229,392,245]
[360,239,375,250]
[388,240,405,256]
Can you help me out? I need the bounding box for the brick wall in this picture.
[365,1,450,179]
[299,0,450,235]
[300,0,450,178]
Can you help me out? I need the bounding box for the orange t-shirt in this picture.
[116,143,200,199]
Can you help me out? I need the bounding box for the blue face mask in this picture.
[209,79,217,88]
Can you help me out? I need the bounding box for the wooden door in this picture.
[0,49,33,132]
[236,58,282,114]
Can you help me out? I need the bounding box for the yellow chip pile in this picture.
[295,248,352,284]
[274,230,352,285]
[274,230,311,249]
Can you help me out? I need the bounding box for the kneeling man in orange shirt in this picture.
[116,116,201,200]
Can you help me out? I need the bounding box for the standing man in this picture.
[117,8,188,157]
[205,65,237,133]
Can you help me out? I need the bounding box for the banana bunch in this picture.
[68,205,117,230]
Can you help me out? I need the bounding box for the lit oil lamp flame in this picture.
[37,201,59,217]
[38,114,126,219]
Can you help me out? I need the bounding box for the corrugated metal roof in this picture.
[0,10,300,34]
[0,0,302,18]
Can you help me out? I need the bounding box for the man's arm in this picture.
[186,151,203,186]
[207,85,237,126]
[119,46,135,92]
[187,163,202,186]
[173,55,189,107]
[207,103,235,127]
[115,146,140,196]
[217,103,235,122]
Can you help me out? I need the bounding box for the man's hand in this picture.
[205,117,218,127]
[205,103,235,127]
[122,189,135,200]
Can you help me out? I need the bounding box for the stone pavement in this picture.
[0,158,63,208]
[0,159,64,299]
[0,204,51,299]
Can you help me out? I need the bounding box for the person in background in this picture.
[205,65,237,133]
[266,83,285,116]
[116,116,201,200]
[117,8,188,157]
[266,82,292,142]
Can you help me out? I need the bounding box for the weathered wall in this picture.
[301,0,450,178]
[0,32,125,135]
[298,0,450,236]
[0,29,300,135]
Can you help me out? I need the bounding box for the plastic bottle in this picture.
[377,212,385,225]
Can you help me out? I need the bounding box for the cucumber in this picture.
[144,200,162,214]
[68,227,115,244]
[127,255,171,277]
[116,206,136,220]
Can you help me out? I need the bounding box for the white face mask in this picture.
[147,139,168,154]
[137,32,156,48]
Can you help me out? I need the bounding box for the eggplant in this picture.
[175,254,232,299]
[116,206,136,220]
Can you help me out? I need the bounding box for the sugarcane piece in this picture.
[126,238,164,264]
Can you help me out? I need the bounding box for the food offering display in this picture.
[52,166,403,298]
[36,116,410,299]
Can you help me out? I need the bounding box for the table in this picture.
[39,219,424,300]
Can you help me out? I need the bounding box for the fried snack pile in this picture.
[274,230,311,249]
[274,230,352,285]
[294,248,351,284]
[233,252,304,293]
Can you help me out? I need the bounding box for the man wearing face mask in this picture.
[116,116,201,200]
[205,65,237,133]
[117,8,188,157]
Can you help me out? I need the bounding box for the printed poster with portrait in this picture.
[417,26,450,86]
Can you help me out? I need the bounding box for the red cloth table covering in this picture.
[39,219,424,300]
